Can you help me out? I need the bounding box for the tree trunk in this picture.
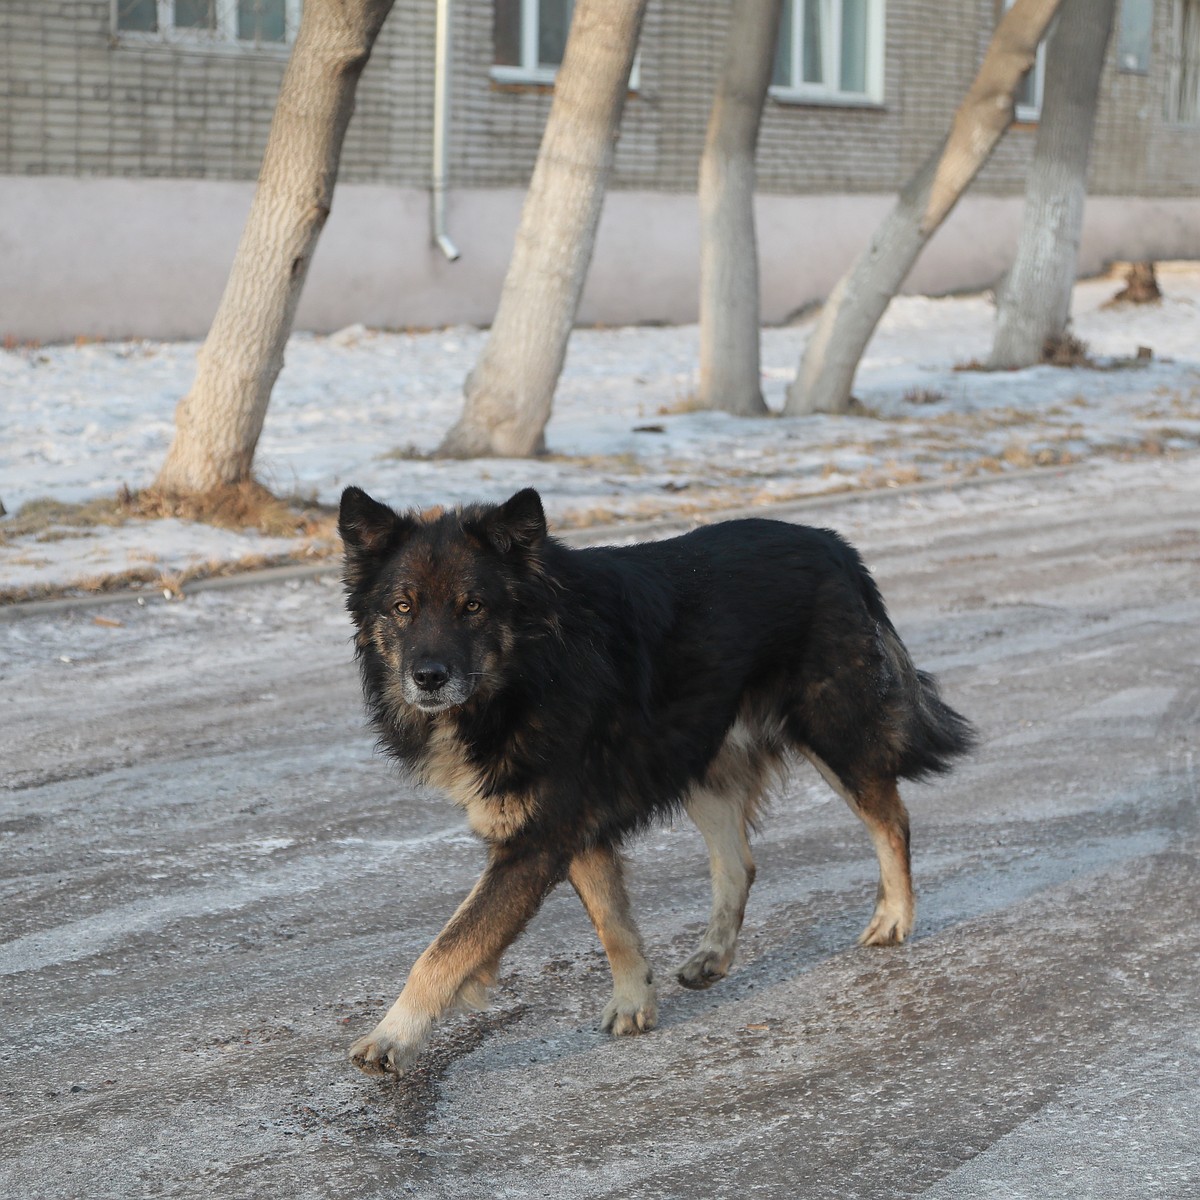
[989,0,1117,368]
[697,0,783,416]
[155,0,395,496]
[438,0,646,458]
[785,0,1062,416]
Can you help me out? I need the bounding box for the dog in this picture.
[338,486,974,1077]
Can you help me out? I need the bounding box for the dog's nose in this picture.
[412,660,450,691]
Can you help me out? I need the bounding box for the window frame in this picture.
[111,0,302,54]
[769,0,886,108]
[489,0,640,89]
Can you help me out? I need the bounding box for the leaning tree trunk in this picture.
[989,0,1117,368]
[785,0,1062,416]
[155,0,395,496]
[438,0,646,458]
[697,0,783,416]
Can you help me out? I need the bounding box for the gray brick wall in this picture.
[2,0,1199,197]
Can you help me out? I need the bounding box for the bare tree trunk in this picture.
[697,0,783,416]
[989,0,1117,368]
[438,0,646,459]
[785,0,1062,416]
[155,0,394,496]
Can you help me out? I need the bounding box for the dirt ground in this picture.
[2,454,1198,1199]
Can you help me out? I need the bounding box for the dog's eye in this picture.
[393,599,411,615]
[464,600,483,615]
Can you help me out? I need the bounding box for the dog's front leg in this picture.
[569,844,658,1036]
[350,844,565,1077]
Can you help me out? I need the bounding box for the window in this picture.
[1166,0,1200,122]
[493,0,575,84]
[1002,0,1045,121]
[1117,0,1153,74]
[114,0,301,49]
[771,0,885,105]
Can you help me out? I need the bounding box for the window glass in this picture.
[840,0,869,93]
[117,0,158,31]
[772,0,794,86]
[174,0,217,31]
[802,0,824,85]
[538,0,574,69]
[238,0,287,42]
[494,0,522,66]
[1118,0,1153,73]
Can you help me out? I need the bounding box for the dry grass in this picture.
[902,387,948,405]
[1040,332,1092,367]
[131,480,335,538]
[2,480,336,546]
[0,548,339,607]
[0,495,131,545]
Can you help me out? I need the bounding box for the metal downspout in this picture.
[433,0,460,261]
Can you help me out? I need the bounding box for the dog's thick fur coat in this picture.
[339,486,974,1076]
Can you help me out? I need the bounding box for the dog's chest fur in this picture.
[418,719,533,842]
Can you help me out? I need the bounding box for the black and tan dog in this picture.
[338,486,974,1076]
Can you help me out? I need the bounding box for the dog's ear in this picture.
[468,488,547,555]
[338,487,413,582]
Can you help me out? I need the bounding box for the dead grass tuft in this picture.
[1040,332,1092,367]
[0,496,131,545]
[130,480,335,538]
[902,387,947,405]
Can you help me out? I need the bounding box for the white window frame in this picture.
[769,0,886,107]
[111,0,301,53]
[490,0,639,89]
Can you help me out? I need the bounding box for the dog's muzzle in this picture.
[404,658,474,713]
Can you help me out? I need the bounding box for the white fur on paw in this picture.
[857,904,913,947]
[676,946,733,990]
[600,982,658,1037]
[348,1010,431,1077]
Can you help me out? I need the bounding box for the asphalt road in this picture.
[2,455,1198,1199]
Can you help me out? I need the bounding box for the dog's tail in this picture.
[855,556,977,780]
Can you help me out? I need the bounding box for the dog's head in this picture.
[338,486,548,715]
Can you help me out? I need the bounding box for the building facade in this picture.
[2,0,1199,340]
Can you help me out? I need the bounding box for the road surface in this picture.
[2,455,1198,1199]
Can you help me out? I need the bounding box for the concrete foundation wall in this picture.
[2,175,1199,342]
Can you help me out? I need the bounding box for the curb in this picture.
[0,462,1089,622]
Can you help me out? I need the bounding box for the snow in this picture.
[3,265,1199,599]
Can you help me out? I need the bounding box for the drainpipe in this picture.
[433,0,460,261]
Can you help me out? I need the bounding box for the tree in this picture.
[784,0,1063,417]
[155,0,395,497]
[696,0,784,416]
[989,0,1117,368]
[438,0,647,459]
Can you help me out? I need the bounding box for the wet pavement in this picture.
[2,456,1198,1198]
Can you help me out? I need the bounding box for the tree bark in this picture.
[155,0,395,496]
[989,0,1117,368]
[785,0,1062,416]
[438,0,646,459]
[697,0,783,416]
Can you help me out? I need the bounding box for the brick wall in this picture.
[2,0,1199,197]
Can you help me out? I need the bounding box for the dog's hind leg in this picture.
[569,844,658,1036]
[677,785,756,990]
[807,756,914,946]
[349,845,565,1076]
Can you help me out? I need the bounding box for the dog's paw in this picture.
[348,1011,432,1077]
[599,982,658,1037]
[675,947,732,990]
[857,902,913,947]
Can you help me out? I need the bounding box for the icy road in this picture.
[2,455,1198,1199]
